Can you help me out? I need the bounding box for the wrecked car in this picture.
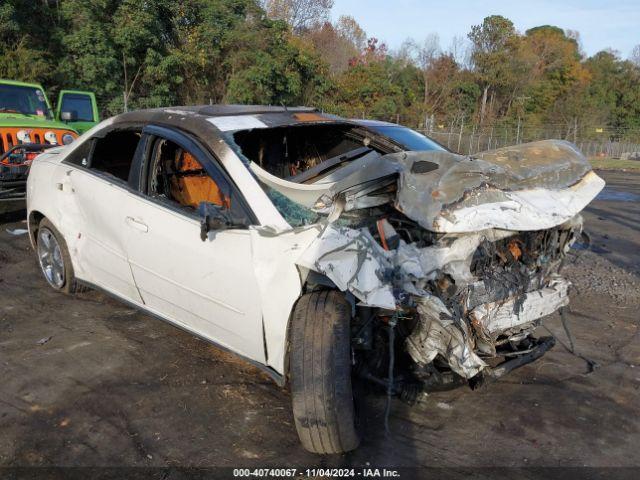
[26,106,605,454]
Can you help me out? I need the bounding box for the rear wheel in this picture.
[290,290,360,454]
[36,218,83,294]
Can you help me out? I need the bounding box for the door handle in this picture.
[125,216,149,233]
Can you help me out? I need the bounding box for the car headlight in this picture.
[61,133,75,145]
[16,129,31,143]
[44,131,58,145]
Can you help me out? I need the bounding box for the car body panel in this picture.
[61,167,142,302]
[124,195,266,363]
[26,105,605,381]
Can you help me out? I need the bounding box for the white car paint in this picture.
[27,122,309,377]
[123,193,266,363]
[431,171,605,233]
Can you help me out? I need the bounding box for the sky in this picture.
[332,0,640,59]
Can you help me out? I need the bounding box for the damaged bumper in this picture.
[406,277,570,378]
[285,140,603,388]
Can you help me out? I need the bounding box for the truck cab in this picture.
[0,79,99,201]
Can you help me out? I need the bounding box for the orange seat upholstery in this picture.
[169,151,229,209]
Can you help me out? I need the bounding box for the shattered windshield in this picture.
[259,182,321,227]
[0,84,52,118]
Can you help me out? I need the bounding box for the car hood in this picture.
[251,139,605,232]
[0,113,77,132]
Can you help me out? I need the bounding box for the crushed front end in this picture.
[292,140,605,397]
[299,212,582,398]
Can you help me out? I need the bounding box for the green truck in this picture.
[0,79,100,201]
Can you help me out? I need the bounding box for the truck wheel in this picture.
[36,218,83,294]
[290,290,360,454]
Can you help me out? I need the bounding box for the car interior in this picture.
[233,123,385,184]
[147,138,228,211]
[90,130,141,182]
[87,130,228,213]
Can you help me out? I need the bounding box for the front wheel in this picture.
[290,290,360,454]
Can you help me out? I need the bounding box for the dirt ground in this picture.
[0,170,638,475]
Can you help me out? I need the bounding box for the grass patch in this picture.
[589,157,640,172]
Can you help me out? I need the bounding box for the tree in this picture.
[225,16,331,106]
[305,16,365,74]
[523,25,590,137]
[0,0,58,82]
[264,0,333,33]
[584,50,640,134]
[631,44,640,67]
[335,15,366,52]
[468,15,521,123]
[415,34,440,113]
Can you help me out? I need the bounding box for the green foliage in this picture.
[225,18,331,106]
[0,4,637,142]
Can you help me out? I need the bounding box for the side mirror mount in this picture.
[60,111,77,122]
[198,202,233,241]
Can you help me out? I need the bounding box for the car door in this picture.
[59,129,144,303]
[123,125,265,363]
[56,90,100,134]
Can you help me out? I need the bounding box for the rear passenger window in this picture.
[64,139,93,168]
[90,130,141,182]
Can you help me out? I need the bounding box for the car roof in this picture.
[98,106,349,163]
[108,104,344,128]
[0,79,45,90]
[106,105,351,141]
[174,105,318,117]
[351,119,403,127]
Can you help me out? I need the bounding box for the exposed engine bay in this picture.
[229,120,605,398]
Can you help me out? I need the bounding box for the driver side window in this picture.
[146,137,229,213]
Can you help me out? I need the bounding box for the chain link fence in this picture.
[422,129,640,159]
[365,113,640,159]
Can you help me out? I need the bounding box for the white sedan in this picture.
[27,106,604,453]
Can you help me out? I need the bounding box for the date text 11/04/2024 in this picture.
[232,468,401,477]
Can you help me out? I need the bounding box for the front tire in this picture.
[36,218,83,294]
[290,290,360,454]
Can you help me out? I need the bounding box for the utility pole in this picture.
[514,95,531,145]
[457,115,465,153]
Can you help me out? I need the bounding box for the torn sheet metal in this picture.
[407,230,513,284]
[250,224,322,373]
[391,140,605,233]
[428,171,604,232]
[250,162,335,208]
[255,138,603,234]
[470,277,570,338]
[405,295,487,378]
[296,224,396,309]
[280,140,600,379]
